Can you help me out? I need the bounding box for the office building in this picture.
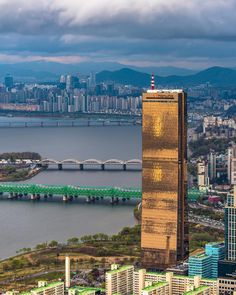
[197,162,209,190]
[225,188,236,261]
[189,254,212,279]
[19,281,64,295]
[189,243,225,279]
[105,264,134,295]
[205,243,225,278]
[5,74,14,90]
[228,145,236,185]
[141,82,188,270]
[218,277,236,295]
[218,259,236,278]
[208,151,217,182]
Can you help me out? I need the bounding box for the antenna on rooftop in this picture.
[151,73,155,90]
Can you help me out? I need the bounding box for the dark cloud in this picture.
[0,0,235,67]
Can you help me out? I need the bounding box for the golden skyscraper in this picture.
[141,82,189,270]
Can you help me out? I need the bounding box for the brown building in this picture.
[141,88,189,270]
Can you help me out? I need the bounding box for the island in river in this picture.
[0,152,42,182]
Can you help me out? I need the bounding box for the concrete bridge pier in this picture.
[63,195,68,202]
[68,195,73,201]
[91,196,96,203]
[101,164,105,170]
[123,164,127,171]
[30,194,37,200]
[8,193,14,199]
[86,196,91,203]
[58,163,63,170]
[80,164,84,170]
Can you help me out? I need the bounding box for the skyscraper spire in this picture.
[151,73,155,90]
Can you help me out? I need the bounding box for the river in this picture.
[0,117,141,259]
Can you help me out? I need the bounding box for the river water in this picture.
[0,117,141,259]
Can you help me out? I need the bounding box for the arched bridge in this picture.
[38,158,142,171]
[0,183,141,204]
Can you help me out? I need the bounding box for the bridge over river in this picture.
[0,119,141,128]
[38,158,142,171]
[0,183,141,204]
[0,183,204,204]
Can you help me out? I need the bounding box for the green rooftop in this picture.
[19,281,63,294]
[142,282,168,292]
[106,265,133,275]
[183,286,210,295]
[68,286,105,294]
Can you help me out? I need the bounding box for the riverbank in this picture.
[0,167,43,182]
[0,225,140,292]
[0,152,42,182]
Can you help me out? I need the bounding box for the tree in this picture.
[67,237,79,245]
[49,240,59,247]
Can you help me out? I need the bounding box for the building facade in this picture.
[105,264,134,295]
[19,281,64,295]
[141,89,188,270]
[189,243,225,279]
[225,188,236,261]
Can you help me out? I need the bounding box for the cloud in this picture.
[0,0,235,67]
[0,0,235,39]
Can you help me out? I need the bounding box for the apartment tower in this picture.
[141,76,189,270]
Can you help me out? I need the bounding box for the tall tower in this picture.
[225,186,236,261]
[141,78,189,270]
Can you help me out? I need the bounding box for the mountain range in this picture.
[97,67,236,88]
[0,61,195,82]
[0,61,236,87]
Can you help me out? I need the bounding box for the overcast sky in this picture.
[0,0,236,69]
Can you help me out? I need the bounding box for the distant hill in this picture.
[97,67,236,87]
[0,61,196,82]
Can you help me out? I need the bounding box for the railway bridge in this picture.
[0,183,141,204]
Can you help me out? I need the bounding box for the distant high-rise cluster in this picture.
[0,73,142,115]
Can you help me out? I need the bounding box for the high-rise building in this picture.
[228,145,236,185]
[208,151,217,182]
[197,161,209,190]
[224,187,236,261]
[141,81,188,270]
[5,74,14,90]
[105,264,134,295]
